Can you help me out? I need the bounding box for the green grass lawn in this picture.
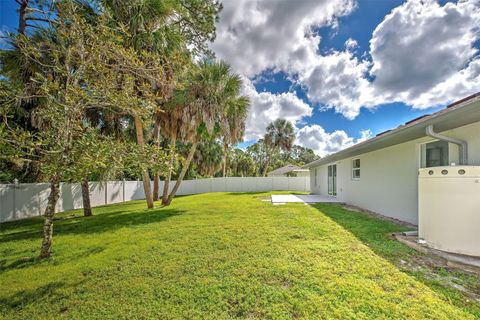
[0,192,479,319]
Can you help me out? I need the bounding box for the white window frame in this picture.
[352,158,360,180]
[419,140,451,168]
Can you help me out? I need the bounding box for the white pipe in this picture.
[425,125,468,165]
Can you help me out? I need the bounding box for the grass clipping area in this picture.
[0,192,479,319]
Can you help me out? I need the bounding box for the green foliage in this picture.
[228,138,319,177]
[0,193,477,318]
[227,148,255,177]
[193,138,223,177]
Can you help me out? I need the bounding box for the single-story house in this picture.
[267,165,310,177]
[303,92,480,226]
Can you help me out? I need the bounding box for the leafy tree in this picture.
[103,0,221,207]
[283,145,318,166]
[1,1,173,257]
[228,148,254,177]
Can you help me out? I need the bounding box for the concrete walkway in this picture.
[271,194,343,204]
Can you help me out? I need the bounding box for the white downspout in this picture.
[425,125,468,165]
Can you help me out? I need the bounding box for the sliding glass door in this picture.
[328,164,337,196]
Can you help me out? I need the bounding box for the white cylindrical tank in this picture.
[418,166,480,257]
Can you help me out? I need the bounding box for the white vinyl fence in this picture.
[0,176,310,222]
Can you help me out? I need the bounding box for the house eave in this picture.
[303,93,480,169]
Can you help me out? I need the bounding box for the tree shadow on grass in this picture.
[0,280,82,314]
[0,246,106,273]
[309,203,480,317]
[0,206,185,244]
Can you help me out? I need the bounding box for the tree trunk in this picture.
[81,177,92,217]
[153,172,160,201]
[161,133,177,205]
[262,155,271,177]
[18,0,29,35]
[222,143,228,177]
[134,116,154,209]
[165,140,198,206]
[152,119,161,201]
[39,177,60,259]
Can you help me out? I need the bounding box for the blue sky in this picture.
[0,2,19,34]
[2,0,479,156]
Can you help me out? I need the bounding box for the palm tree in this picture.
[164,61,245,205]
[221,96,249,177]
[194,139,224,177]
[157,85,198,205]
[262,119,295,176]
[102,0,181,209]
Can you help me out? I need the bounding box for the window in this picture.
[314,168,317,186]
[421,141,449,168]
[352,159,360,180]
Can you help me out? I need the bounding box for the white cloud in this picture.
[406,58,480,108]
[297,50,376,119]
[241,78,313,140]
[212,0,356,77]
[345,38,358,50]
[357,129,373,143]
[369,0,480,106]
[296,125,370,157]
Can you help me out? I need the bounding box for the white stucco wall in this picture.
[309,121,480,225]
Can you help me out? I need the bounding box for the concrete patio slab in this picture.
[271,194,343,204]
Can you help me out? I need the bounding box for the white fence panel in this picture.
[38,184,51,218]
[1,176,310,222]
[255,177,272,191]
[240,177,256,192]
[224,177,240,192]
[58,183,83,212]
[0,185,15,222]
[211,178,226,192]
[128,181,145,200]
[176,179,194,195]
[195,179,212,194]
[289,177,307,191]
[15,184,49,220]
[107,181,123,204]
[89,182,106,207]
[272,177,289,190]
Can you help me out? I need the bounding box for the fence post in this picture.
[105,181,108,205]
[13,178,18,220]
[37,184,46,217]
[122,178,126,202]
